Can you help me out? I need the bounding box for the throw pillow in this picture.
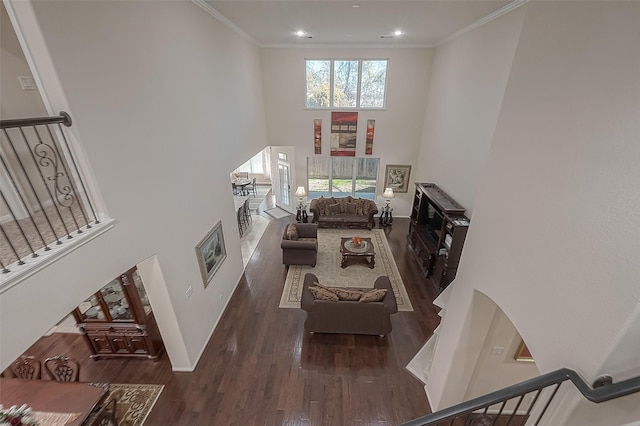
[355,199,369,215]
[313,281,334,292]
[333,287,363,301]
[317,197,330,216]
[328,203,342,214]
[361,200,371,215]
[286,223,298,241]
[359,288,387,303]
[344,202,357,214]
[309,285,339,301]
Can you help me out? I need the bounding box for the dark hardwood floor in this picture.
[18,217,442,425]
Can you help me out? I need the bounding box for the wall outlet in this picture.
[185,286,193,300]
[490,346,505,356]
[18,76,37,90]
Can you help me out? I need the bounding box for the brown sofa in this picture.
[281,223,318,267]
[301,273,398,336]
[309,196,378,230]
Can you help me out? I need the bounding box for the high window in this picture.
[307,157,379,200]
[305,59,388,109]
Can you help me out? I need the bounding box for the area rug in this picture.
[264,207,292,220]
[104,383,164,426]
[280,228,413,311]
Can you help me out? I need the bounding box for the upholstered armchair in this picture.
[281,222,318,267]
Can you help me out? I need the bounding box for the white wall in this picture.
[0,3,47,119]
[1,0,267,371]
[415,6,526,215]
[427,2,640,423]
[260,48,433,214]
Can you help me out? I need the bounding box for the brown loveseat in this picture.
[281,223,318,267]
[300,273,398,336]
[309,196,378,230]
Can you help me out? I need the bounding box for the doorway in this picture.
[278,161,291,211]
[270,146,296,213]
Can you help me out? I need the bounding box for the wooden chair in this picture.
[237,206,246,237]
[248,177,257,197]
[9,355,41,380]
[88,398,118,426]
[44,355,80,381]
[242,198,252,228]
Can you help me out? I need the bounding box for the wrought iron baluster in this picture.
[28,124,73,238]
[2,129,62,246]
[0,111,103,271]
[3,128,61,245]
[55,118,99,226]
[533,383,561,426]
[505,394,525,426]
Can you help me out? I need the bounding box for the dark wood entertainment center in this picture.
[407,183,470,291]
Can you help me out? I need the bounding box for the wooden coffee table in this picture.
[340,237,375,269]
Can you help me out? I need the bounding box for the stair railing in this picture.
[402,368,640,426]
[0,111,99,274]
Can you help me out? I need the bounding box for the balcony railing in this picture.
[402,368,640,426]
[0,111,99,274]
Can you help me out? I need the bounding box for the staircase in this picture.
[401,368,640,426]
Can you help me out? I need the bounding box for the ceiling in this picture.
[200,0,519,48]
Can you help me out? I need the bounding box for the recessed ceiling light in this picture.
[352,4,361,8]
[295,30,306,37]
[394,30,404,36]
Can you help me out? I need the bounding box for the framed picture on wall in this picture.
[514,340,534,362]
[195,220,227,288]
[383,164,412,193]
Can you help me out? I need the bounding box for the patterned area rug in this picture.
[105,383,163,426]
[280,228,413,311]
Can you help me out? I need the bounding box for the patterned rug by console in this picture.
[105,383,163,426]
[280,228,413,311]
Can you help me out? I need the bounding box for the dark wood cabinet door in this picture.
[87,334,112,354]
[127,336,149,355]
[108,336,131,354]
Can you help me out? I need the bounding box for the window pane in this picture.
[333,60,358,108]
[307,157,378,200]
[331,157,354,197]
[360,60,387,108]
[354,158,379,200]
[249,152,263,174]
[306,60,330,108]
[307,157,330,199]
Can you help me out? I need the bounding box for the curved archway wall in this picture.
[424,1,640,423]
[462,291,539,402]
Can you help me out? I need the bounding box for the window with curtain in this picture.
[307,157,379,200]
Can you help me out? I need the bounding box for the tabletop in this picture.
[340,237,374,256]
[0,378,108,426]
[231,178,251,186]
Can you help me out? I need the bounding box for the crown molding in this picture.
[434,0,529,47]
[260,43,434,49]
[193,0,527,50]
[192,0,257,45]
